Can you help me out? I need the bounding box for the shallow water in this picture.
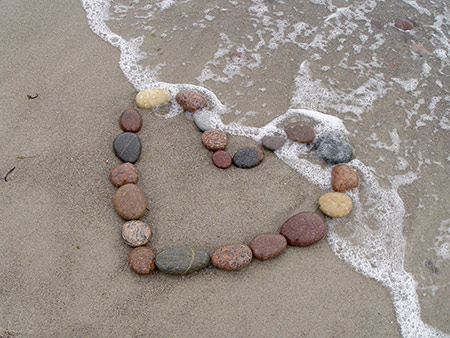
[80,0,449,336]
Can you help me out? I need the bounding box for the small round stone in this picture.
[109,162,139,187]
[122,220,151,247]
[250,233,287,260]
[394,18,415,31]
[211,244,253,271]
[261,135,286,151]
[113,132,142,163]
[212,150,232,169]
[316,136,353,164]
[318,192,353,218]
[331,164,359,192]
[128,247,156,275]
[113,183,146,220]
[232,147,264,168]
[119,109,142,133]
[193,110,217,131]
[136,88,171,109]
[175,90,208,112]
[201,129,228,150]
[156,248,210,275]
[284,122,315,144]
[280,211,327,247]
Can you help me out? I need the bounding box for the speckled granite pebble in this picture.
[176,90,208,112]
[211,244,253,271]
[128,247,156,275]
[261,135,286,151]
[109,162,139,187]
[280,211,327,246]
[250,233,287,260]
[122,220,151,247]
[113,132,142,163]
[232,147,264,168]
[315,136,353,164]
[156,248,210,275]
[201,129,228,150]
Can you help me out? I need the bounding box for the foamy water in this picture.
[80,1,449,336]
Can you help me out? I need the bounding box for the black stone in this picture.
[315,135,353,164]
[261,135,286,151]
[113,132,142,163]
[233,147,264,168]
[156,248,210,275]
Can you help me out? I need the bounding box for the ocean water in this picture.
[80,0,449,337]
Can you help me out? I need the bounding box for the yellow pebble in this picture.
[136,88,171,109]
[318,192,352,218]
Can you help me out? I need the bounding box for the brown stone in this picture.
[212,150,232,169]
[280,211,327,246]
[331,164,359,192]
[201,129,228,150]
[284,122,315,144]
[122,220,151,247]
[394,18,415,31]
[175,90,208,112]
[211,244,253,271]
[113,183,146,220]
[109,162,139,187]
[119,108,142,133]
[128,247,156,275]
[250,233,287,260]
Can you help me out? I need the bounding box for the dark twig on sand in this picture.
[4,167,16,182]
[27,94,39,99]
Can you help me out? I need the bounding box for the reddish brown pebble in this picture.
[119,109,143,132]
[128,247,156,275]
[250,233,287,260]
[280,211,327,246]
[175,90,208,112]
[331,164,359,192]
[211,244,253,271]
[394,18,415,31]
[109,162,139,187]
[284,122,315,144]
[212,150,232,169]
[113,183,146,220]
[201,129,228,150]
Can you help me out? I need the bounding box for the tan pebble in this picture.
[136,88,171,109]
[318,192,352,218]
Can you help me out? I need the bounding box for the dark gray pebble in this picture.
[113,132,142,163]
[261,135,286,151]
[233,147,264,168]
[315,135,353,164]
[156,248,210,275]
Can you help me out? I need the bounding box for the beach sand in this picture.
[1,1,441,337]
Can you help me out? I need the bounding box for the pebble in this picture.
[284,122,315,144]
[175,90,208,112]
[212,150,232,169]
[193,110,216,131]
[211,244,253,271]
[155,248,210,275]
[201,129,228,150]
[113,183,146,220]
[250,233,287,260]
[136,88,171,109]
[122,220,152,247]
[261,135,286,151]
[331,164,359,192]
[232,147,264,168]
[315,135,353,164]
[394,18,415,31]
[119,109,142,133]
[318,192,352,218]
[113,132,142,163]
[109,162,139,187]
[128,247,156,275]
[280,211,327,246]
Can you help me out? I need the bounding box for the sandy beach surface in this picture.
[0,1,446,337]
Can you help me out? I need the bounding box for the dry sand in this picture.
[0,1,404,337]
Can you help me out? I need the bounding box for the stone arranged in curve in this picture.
[136,88,171,109]
[156,248,210,275]
[113,183,146,220]
[113,132,142,163]
[128,246,156,275]
[250,233,287,260]
[122,220,152,247]
[261,135,286,151]
[175,89,208,112]
[110,162,139,187]
[193,109,216,131]
[233,147,264,168]
[318,192,352,218]
[284,121,315,144]
[201,129,228,151]
[331,164,359,192]
[212,150,232,169]
[211,244,253,271]
[280,211,327,247]
[315,135,353,164]
[120,108,143,133]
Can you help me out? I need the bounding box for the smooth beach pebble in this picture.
[119,108,142,133]
[394,18,415,31]
[201,129,228,150]
[113,183,146,220]
[128,247,156,275]
[233,147,264,168]
[318,192,353,218]
[175,90,208,112]
[109,162,139,187]
[284,122,315,144]
[212,150,232,169]
[193,110,216,131]
[331,164,359,192]
[136,88,171,109]
[113,132,142,163]
[155,248,210,275]
[316,136,353,164]
[280,211,327,246]
[250,233,287,260]
[261,135,286,151]
[211,244,253,271]
[122,220,151,247]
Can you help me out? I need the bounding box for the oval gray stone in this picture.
[113,132,142,163]
[156,248,210,275]
[193,110,216,131]
[261,135,286,151]
[233,147,264,168]
[316,135,353,164]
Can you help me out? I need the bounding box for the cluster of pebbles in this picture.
[110,88,359,275]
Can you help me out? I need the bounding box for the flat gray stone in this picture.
[261,135,286,151]
[315,135,353,164]
[113,132,141,163]
[156,248,210,275]
[233,147,264,168]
